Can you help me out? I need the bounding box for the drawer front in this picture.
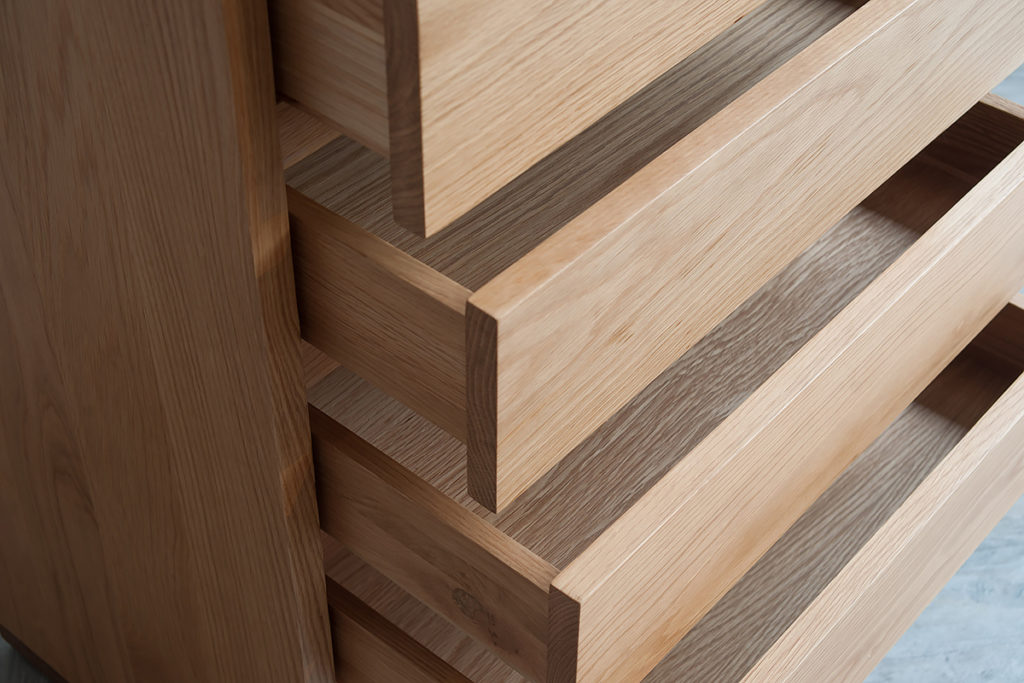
[310,98,1024,682]
[467,0,1024,511]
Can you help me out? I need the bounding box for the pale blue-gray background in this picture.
[3,71,1023,683]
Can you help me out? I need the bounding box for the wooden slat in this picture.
[0,1,332,680]
[327,579,470,683]
[310,183,923,562]
[743,370,1024,682]
[270,0,388,154]
[291,188,470,439]
[547,134,1024,681]
[467,0,1024,512]
[309,136,1022,681]
[311,408,557,680]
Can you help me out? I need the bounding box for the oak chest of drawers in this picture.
[3,0,1023,681]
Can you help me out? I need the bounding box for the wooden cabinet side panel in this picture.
[0,1,331,681]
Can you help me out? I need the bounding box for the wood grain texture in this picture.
[467,0,1024,512]
[312,408,556,679]
[324,537,525,682]
[319,345,1021,682]
[311,193,920,562]
[302,340,341,389]
[291,187,470,438]
[278,101,343,171]
[548,121,1024,681]
[307,104,1024,677]
[743,371,1024,682]
[288,0,850,291]
[223,2,334,676]
[290,0,852,445]
[327,578,471,682]
[307,131,931,677]
[270,0,389,153]
[386,0,771,235]
[0,1,332,682]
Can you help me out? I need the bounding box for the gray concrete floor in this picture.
[3,71,1023,683]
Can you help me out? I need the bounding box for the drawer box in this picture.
[289,0,1024,512]
[323,300,1024,681]
[269,0,769,235]
[327,572,471,682]
[307,96,1024,681]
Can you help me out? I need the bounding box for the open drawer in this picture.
[287,0,1024,512]
[322,297,1024,682]
[269,0,770,235]
[307,96,1024,682]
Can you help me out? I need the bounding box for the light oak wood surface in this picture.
[288,0,848,290]
[270,0,389,153]
[466,0,1024,511]
[288,0,854,504]
[289,0,1024,512]
[310,188,917,678]
[0,1,332,680]
[308,100,1024,680]
[548,108,1024,683]
[273,0,770,234]
[317,310,1024,682]
[312,409,556,679]
[743,363,1024,682]
[291,189,470,438]
[387,0,773,235]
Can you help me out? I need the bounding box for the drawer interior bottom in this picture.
[322,322,1023,681]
